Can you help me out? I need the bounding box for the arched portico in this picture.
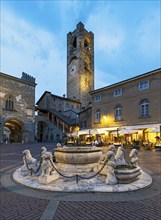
[3,119,23,143]
[37,121,49,142]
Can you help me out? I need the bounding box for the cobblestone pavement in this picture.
[54,195,161,220]
[0,143,161,220]
[0,184,49,220]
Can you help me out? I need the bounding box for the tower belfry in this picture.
[67,22,94,109]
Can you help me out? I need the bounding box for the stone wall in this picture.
[0,72,36,143]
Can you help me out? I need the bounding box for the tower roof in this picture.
[76,21,84,29]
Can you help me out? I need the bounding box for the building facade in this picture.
[35,91,80,142]
[0,72,36,143]
[67,22,94,110]
[90,68,161,142]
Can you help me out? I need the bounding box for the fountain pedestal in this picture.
[39,171,59,184]
[54,146,102,174]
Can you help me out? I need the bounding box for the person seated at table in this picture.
[86,137,92,145]
[154,136,161,147]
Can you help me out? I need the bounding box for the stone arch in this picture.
[70,36,77,49]
[3,118,23,143]
[37,121,49,142]
[83,37,90,50]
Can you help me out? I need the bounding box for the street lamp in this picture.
[117,126,121,139]
[103,115,107,120]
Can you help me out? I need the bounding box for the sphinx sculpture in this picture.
[39,151,59,184]
[21,149,38,176]
[41,151,54,176]
[106,151,118,185]
[115,146,127,166]
[129,149,139,167]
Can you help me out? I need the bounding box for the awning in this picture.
[90,128,108,135]
[150,127,161,133]
[70,124,161,136]
[110,128,140,135]
[121,123,161,130]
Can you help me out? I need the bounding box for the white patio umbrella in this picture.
[90,128,107,135]
[110,129,139,135]
[70,131,79,136]
[150,127,160,133]
[78,129,91,135]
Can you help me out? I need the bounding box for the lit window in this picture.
[5,97,14,110]
[139,81,149,90]
[94,94,101,102]
[95,110,101,123]
[114,89,122,97]
[139,99,149,117]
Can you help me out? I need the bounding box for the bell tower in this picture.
[67,22,94,109]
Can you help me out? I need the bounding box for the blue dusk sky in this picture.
[1,0,160,102]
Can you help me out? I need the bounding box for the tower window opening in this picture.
[72,37,77,49]
[84,41,89,50]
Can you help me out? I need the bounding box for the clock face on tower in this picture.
[69,64,77,76]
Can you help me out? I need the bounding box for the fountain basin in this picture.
[54,146,102,173]
[114,165,141,184]
[93,164,141,184]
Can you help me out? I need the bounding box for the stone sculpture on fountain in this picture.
[93,144,116,175]
[39,151,59,184]
[106,151,118,185]
[41,146,47,155]
[129,149,139,167]
[107,144,116,153]
[21,149,38,176]
[56,143,62,148]
[115,146,127,166]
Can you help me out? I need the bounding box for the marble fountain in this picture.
[13,143,152,192]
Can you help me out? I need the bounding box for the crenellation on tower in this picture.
[21,72,35,84]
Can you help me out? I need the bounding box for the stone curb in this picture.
[40,200,59,220]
